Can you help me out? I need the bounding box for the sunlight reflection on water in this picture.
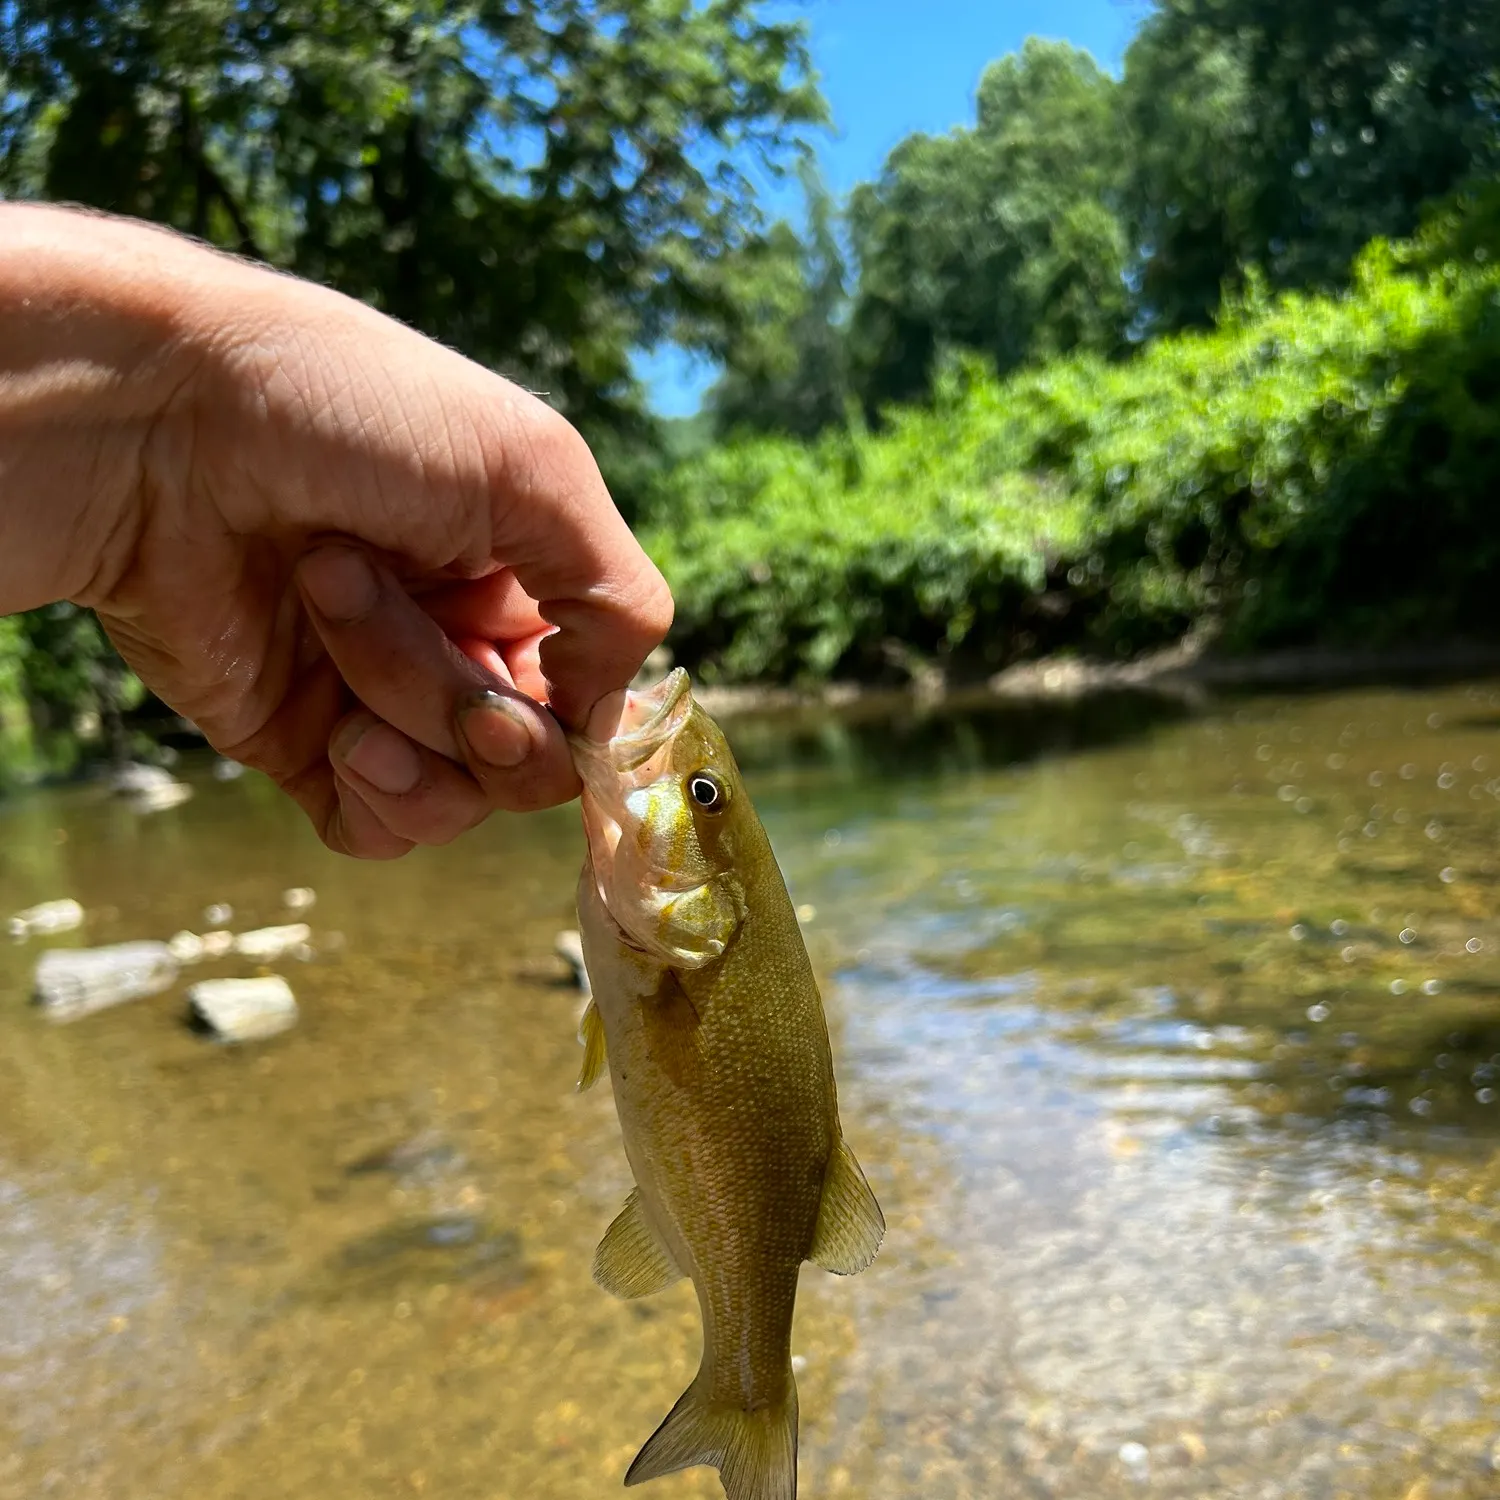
[1,678,1498,1497]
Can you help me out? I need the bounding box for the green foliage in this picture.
[4,604,144,776]
[0,1,824,780]
[0,0,822,431]
[1056,247,1500,650]
[646,230,1500,681]
[5,3,1500,755]
[645,394,1087,681]
[0,617,34,788]
[848,39,1130,412]
[1118,20,1259,332]
[1124,0,1500,329]
[706,166,852,440]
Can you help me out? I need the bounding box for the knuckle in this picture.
[633,560,675,645]
[524,402,597,487]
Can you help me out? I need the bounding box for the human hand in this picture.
[0,207,671,857]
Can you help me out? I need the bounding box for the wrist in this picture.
[0,205,224,613]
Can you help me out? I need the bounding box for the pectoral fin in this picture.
[576,999,608,1092]
[593,1188,685,1299]
[809,1138,885,1275]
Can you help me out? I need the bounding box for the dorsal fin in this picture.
[809,1139,884,1275]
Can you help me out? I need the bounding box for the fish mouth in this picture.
[570,670,693,897]
[570,668,693,775]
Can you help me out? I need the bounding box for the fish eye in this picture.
[687,772,725,811]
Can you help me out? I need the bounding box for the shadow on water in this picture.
[727,687,1193,783]
[1,674,1499,1498]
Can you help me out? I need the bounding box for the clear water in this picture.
[2,680,1498,1499]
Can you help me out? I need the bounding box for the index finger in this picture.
[483,398,673,727]
[207,265,674,730]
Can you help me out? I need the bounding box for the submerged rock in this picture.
[168,929,239,963]
[108,762,177,796]
[187,976,298,1042]
[233,924,313,962]
[167,930,207,964]
[109,762,193,813]
[34,941,178,1021]
[131,781,194,813]
[555,929,590,995]
[201,930,235,959]
[314,1215,527,1300]
[8,899,84,941]
[343,1128,461,1180]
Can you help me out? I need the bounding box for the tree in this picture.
[0,0,824,432]
[0,1,823,776]
[1117,20,1259,331]
[705,165,850,440]
[1124,0,1500,328]
[847,38,1130,413]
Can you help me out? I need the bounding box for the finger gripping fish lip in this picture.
[568,668,693,771]
[610,671,693,770]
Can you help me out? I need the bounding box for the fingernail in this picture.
[335,719,422,796]
[299,546,378,623]
[459,692,534,769]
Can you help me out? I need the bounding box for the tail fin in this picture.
[625,1369,798,1500]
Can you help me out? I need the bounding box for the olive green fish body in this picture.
[571,671,883,1500]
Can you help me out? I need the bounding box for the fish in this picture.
[568,668,884,1500]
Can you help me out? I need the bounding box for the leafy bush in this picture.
[645,401,1090,681]
[0,604,144,784]
[644,225,1500,681]
[0,616,33,789]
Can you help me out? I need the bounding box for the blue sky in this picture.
[637,0,1152,416]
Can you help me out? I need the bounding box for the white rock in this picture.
[233,923,312,961]
[212,758,246,782]
[129,780,194,813]
[109,763,193,813]
[167,930,206,964]
[281,887,317,912]
[34,942,178,1021]
[199,930,235,959]
[8,899,84,940]
[187,976,298,1042]
[555,929,590,996]
[203,904,234,928]
[108,762,177,795]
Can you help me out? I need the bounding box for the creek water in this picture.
[2,678,1498,1499]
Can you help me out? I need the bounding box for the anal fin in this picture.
[593,1187,684,1299]
[809,1138,885,1275]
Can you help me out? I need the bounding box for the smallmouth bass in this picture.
[569,669,884,1500]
